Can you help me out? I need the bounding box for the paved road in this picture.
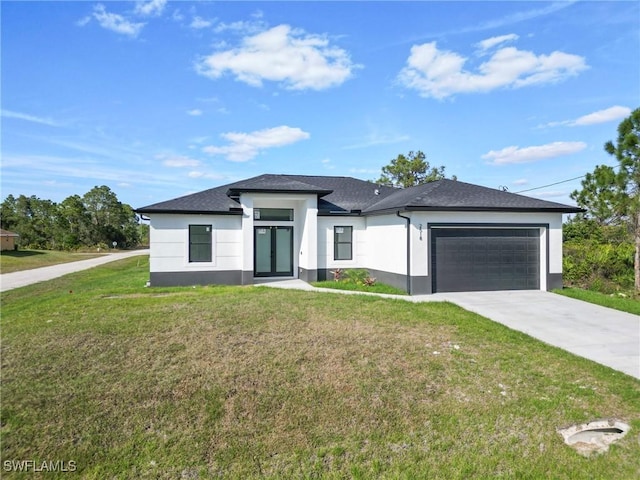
[267,280,640,379]
[0,250,149,292]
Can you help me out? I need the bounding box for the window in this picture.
[334,226,353,260]
[254,208,294,221]
[189,225,212,262]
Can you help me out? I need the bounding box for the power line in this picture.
[513,161,623,194]
[514,175,587,194]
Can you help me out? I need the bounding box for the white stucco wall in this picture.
[362,214,409,276]
[317,217,366,270]
[149,213,242,273]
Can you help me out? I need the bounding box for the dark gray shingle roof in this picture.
[137,174,582,215]
[366,179,582,213]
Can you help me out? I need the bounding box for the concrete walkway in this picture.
[0,249,149,292]
[264,280,640,379]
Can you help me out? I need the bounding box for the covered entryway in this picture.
[431,228,540,293]
[254,226,293,277]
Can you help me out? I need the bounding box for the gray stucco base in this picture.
[241,270,254,285]
[547,273,563,290]
[151,269,559,294]
[150,271,242,287]
[298,267,318,283]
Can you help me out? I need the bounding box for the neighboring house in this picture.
[0,229,19,251]
[137,174,581,294]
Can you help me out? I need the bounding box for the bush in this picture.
[343,268,369,285]
[563,240,634,292]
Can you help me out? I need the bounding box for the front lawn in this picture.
[1,257,639,479]
[554,287,640,316]
[0,249,106,274]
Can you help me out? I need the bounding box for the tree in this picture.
[571,107,640,291]
[0,194,19,231]
[0,186,142,250]
[82,185,139,247]
[375,150,455,188]
[58,194,91,249]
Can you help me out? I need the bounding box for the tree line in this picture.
[0,185,145,250]
[565,107,639,294]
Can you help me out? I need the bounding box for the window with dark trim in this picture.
[254,208,294,221]
[334,226,353,260]
[189,225,212,262]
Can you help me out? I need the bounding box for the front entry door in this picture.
[254,226,293,277]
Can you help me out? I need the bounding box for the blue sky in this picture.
[2,1,638,209]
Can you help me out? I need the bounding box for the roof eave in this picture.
[226,187,333,197]
[135,208,244,215]
[364,205,584,215]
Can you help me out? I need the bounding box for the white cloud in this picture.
[475,34,519,53]
[343,133,411,150]
[134,0,167,17]
[76,16,92,27]
[158,155,201,168]
[512,178,529,186]
[538,105,632,128]
[172,9,185,22]
[188,136,209,145]
[190,16,213,29]
[572,105,631,126]
[92,4,144,37]
[398,39,587,99]
[213,19,266,35]
[202,125,310,162]
[1,109,60,127]
[196,24,359,90]
[187,171,224,180]
[187,109,203,116]
[482,141,586,165]
[530,190,569,199]
[2,153,189,193]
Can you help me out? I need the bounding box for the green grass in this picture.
[554,287,640,316]
[2,257,639,479]
[312,280,408,295]
[0,249,107,274]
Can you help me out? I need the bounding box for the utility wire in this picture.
[513,161,623,194]
[514,175,587,194]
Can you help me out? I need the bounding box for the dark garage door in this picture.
[431,228,540,293]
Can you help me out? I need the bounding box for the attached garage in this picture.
[431,228,540,293]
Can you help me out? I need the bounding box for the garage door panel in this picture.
[432,228,540,293]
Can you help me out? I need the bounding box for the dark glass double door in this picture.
[254,226,293,277]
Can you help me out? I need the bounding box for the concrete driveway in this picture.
[427,290,639,379]
[0,250,149,292]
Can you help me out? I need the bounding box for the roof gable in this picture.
[226,174,333,196]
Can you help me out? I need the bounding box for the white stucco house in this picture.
[137,174,581,294]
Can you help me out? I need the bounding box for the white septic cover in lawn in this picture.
[557,419,630,457]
